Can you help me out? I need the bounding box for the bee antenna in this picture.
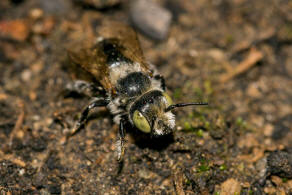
[165,102,208,112]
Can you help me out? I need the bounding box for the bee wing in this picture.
[98,21,151,74]
[68,46,113,92]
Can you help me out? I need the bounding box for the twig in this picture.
[173,169,185,195]
[9,100,25,147]
[220,48,263,83]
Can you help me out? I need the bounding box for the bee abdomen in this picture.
[101,39,131,66]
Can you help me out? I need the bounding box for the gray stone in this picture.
[130,0,172,40]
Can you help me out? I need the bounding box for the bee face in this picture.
[151,109,175,136]
[131,90,175,136]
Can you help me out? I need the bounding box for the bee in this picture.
[67,21,207,161]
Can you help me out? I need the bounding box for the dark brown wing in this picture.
[68,46,112,92]
[68,21,152,93]
[98,21,151,74]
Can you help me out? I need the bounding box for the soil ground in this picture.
[0,0,292,194]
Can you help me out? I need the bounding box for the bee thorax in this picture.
[117,72,151,97]
[109,62,143,86]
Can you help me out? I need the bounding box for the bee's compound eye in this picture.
[133,110,151,133]
[163,93,173,106]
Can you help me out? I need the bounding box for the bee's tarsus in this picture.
[165,102,208,112]
[70,123,81,136]
[117,118,126,162]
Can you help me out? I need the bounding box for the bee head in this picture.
[130,90,208,136]
[130,90,174,136]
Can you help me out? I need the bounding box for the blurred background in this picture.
[0,0,291,194]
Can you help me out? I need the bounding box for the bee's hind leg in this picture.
[64,80,106,97]
[117,117,127,162]
[68,98,109,137]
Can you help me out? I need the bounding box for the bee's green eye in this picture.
[163,93,173,106]
[133,110,151,133]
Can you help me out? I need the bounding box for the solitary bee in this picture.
[67,21,207,161]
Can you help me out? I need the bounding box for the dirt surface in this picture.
[0,0,292,194]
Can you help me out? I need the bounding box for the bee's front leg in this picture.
[69,98,109,136]
[117,117,127,162]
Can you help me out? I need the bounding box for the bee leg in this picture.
[69,98,109,137]
[154,75,166,90]
[117,117,126,162]
[64,80,105,97]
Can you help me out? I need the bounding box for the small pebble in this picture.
[263,124,274,137]
[19,168,25,176]
[130,0,172,40]
[138,169,153,179]
[247,83,262,98]
[29,8,44,20]
[21,69,32,82]
[0,19,30,41]
[220,178,241,195]
[207,48,226,61]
